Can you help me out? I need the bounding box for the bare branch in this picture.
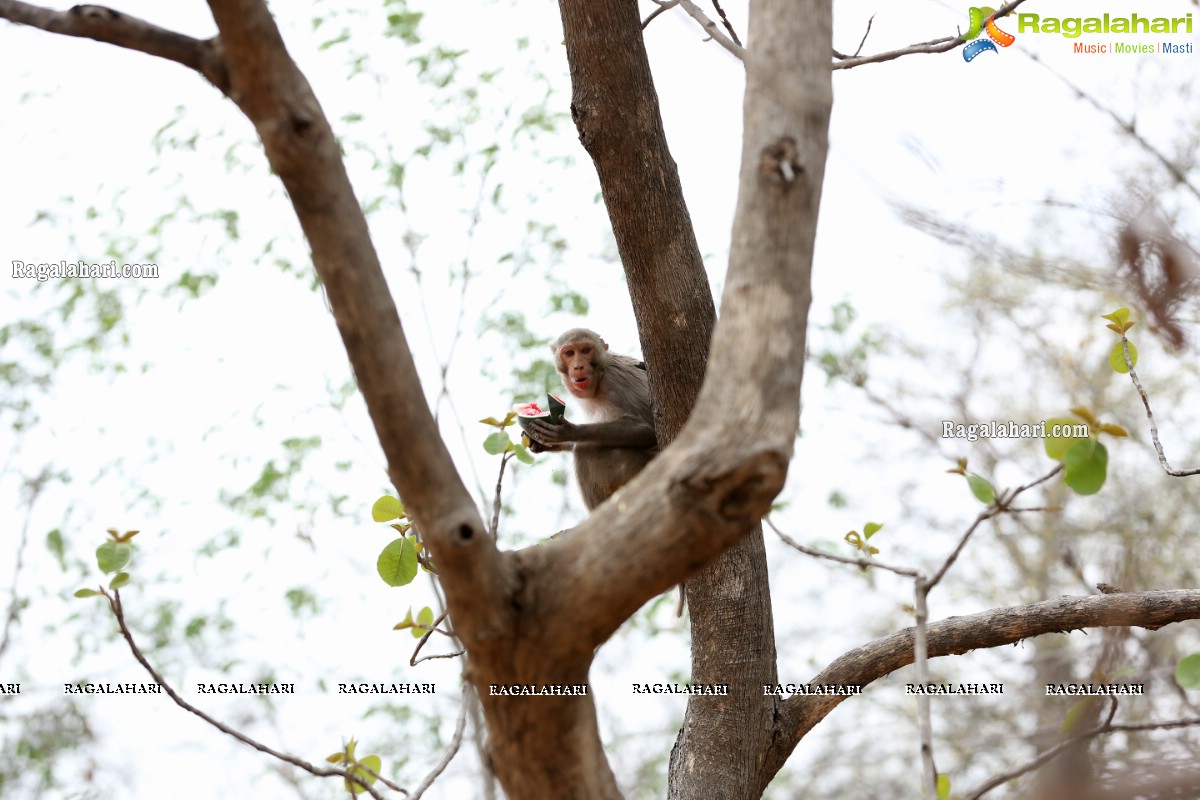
[1026,52,1200,203]
[408,693,469,800]
[767,517,920,578]
[709,0,741,46]
[489,451,514,538]
[1120,337,1200,477]
[833,0,1032,71]
[965,707,1200,800]
[765,589,1200,773]
[677,0,745,59]
[105,590,400,799]
[642,0,678,29]
[410,609,465,666]
[912,576,936,798]
[926,464,1063,590]
[0,1,228,90]
[851,13,875,58]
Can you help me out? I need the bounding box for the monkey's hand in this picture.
[525,419,577,450]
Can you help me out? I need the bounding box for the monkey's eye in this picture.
[563,349,575,357]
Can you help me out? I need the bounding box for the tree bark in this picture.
[666,0,833,793]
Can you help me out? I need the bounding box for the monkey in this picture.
[524,328,658,510]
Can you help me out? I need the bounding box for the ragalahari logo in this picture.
[963,6,1016,61]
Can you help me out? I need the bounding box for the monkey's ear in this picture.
[601,340,609,350]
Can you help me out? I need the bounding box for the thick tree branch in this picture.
[194,0,505,658]
[0,2,229,90]
[763,589,1200,777]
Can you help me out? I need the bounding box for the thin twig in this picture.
[852,13,875,58]
[833,0,1032,71]
[407,691,469,799]
[105,589,401,799]
[913,575,936,799]
[676,0,745,59]
[410,609,465,666]
[774,459,1062,799]
[1121,337,1200,477]
[642,0,679,29]
[489,451,515,537]
[766,517,920,578]
[926,464,1063,591]
[709,0,741,46]
[965,704,1200,800]
[1025,54,1200,203]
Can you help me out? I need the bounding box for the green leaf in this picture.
[483,431,512,455]
[936,773,951,800]
[46,528,66,570]
[96,541,132,574]
[513,444,535,465]
[967,473,995,504]
[371,496,404,522]
[1176,653,1200,689]
[74,588,100,599]
[1044,417,1085,461]
[1063,439,1107,496]
[863,522,883,539]
[377,538,419,587]
[359,754,381,778]
[1108,340,1138,373]
[1102,307,1130,325]
[414,606,435,639]
[345,754,382,795]
[1062,698,1096,732]
[109,572,131,590]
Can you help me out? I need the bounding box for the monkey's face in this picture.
[558,340,602,399]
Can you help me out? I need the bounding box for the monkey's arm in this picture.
[526,417,656,449]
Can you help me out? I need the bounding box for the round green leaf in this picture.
[1063,439,1107,496]
[513,443,535,465]
[377,538,419,587]
[371,496,405,522]
[96,541,132,574]
[483,431,512,455]
[1176,653,1200,690]
[1044,417,1085,461]
[109,571,131,590]
[413,606,435,639]
[1108,340,1137,373]
[345,754,382,795]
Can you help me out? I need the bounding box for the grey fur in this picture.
[550,329,658,509]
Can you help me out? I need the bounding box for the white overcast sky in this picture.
[0,0,1197,798]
